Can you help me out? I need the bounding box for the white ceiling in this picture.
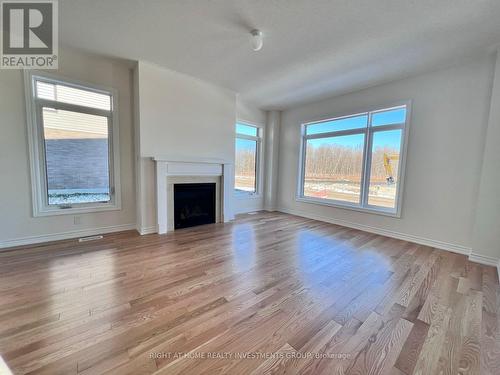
[61,0,500,110]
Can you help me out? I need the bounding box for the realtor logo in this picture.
[1,0,58,69]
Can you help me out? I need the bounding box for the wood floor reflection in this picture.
[0,212,498,374]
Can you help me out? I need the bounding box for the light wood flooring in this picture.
[0,211,499,374]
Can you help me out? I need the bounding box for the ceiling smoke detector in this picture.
[250,29,263,51]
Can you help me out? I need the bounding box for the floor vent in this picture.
[78,235,104,243]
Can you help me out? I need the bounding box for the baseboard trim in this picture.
[264,206,277,212]
[469,252,500,267]
[138,226,157,235]
[277,207,471,256]
[0,223,137,250]
[234,204,265,215]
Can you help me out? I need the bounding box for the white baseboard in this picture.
[277,207,471,255]
[234,201,265,215]
[234,208,262,215]
[469,252,500,267]
[0,223,137,250]
[264,206,277,212]
[138,226,157,235]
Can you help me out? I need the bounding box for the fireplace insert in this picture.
[173,183,216,229]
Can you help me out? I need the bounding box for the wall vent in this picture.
[78,235,104,243]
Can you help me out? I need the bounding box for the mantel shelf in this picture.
[152,156,231,165]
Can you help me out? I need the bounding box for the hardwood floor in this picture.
[0,211,498,374]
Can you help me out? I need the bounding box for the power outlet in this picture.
[73,216,81,225]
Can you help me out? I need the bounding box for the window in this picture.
[298,104,409,215]
[25,72,121,216]
[235,122,261,195]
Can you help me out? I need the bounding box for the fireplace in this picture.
[173,183,216,229]
[153,158,234,234]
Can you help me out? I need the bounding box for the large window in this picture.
[235,122,261,195]
[298,104,409,215]
[25,72,121,216]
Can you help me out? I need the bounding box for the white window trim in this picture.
[296,101,411,218]
[235,120,264,198]
[24,70,122,217]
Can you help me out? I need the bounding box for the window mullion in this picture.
[300,131,307,197]
[36,103,50,209]
[305,127,366,140]
[370,123,404,132]
[107,116,115,199]
[304,111,369,127]
[360,115,373,208]
[236,134,259,142]
[255,137,259,194]
[36,98,111,117]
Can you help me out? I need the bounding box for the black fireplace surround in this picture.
[173,183,216,229]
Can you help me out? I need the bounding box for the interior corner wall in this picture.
[0,47,137,247]
[135,61,237,231]
[132,64,154,235]
[236,97,267,126]
[472,51,500,263]
[235,97,267,214]
[277,55,495,254]
[264,110,281,211]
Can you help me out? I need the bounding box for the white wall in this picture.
[134,62,237,232]
[235,97,267,214]
[472,50,500,263]
[0,47,136,247]
[236,97,267,126]
[277,55,495,254]
[138,62,236,160]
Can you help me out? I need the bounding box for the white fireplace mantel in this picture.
[153,157,235,234]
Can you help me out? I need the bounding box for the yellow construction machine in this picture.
[383,153,399,184]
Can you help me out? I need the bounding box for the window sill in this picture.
[295,196,401,218]
[33,203,121,217]
[234,191,263,200]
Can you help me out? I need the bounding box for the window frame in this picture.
[24,70,121,217]
[297,101,411,217]
[234,121,264,198]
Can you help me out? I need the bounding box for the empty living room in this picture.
[1,1,500,374]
